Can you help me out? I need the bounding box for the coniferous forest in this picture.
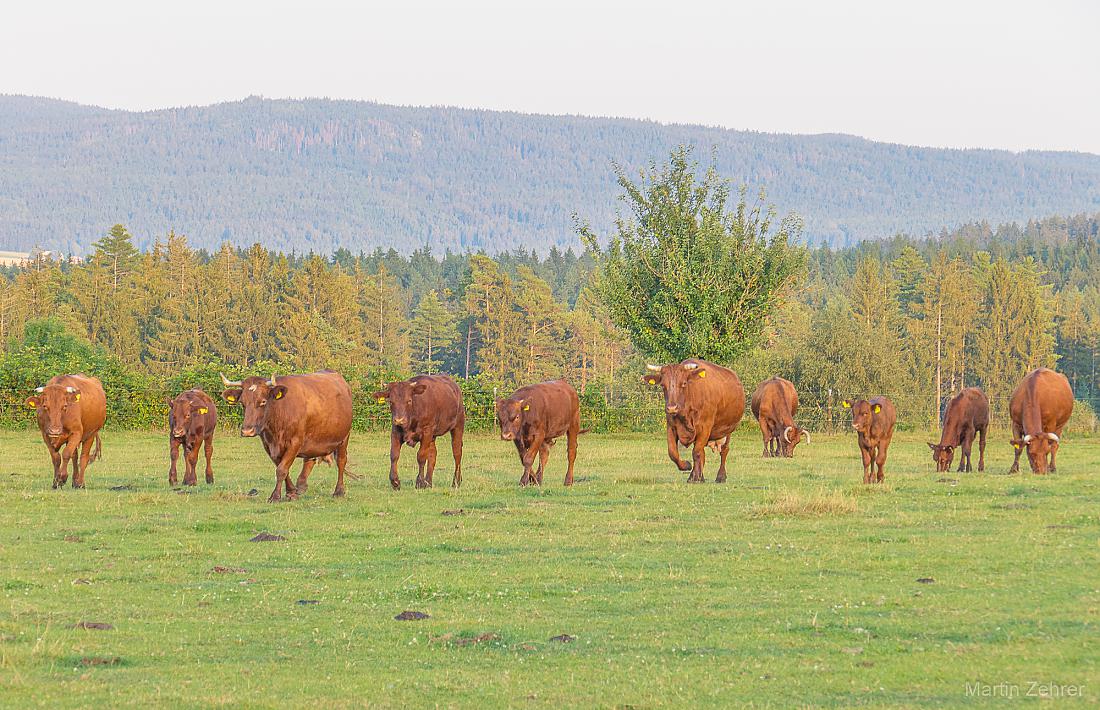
[2,212,1099,433]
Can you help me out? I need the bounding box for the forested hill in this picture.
[3,94,1100,255]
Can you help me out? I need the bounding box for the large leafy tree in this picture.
[579,147,806,364]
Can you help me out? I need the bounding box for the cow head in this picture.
[1010,432,1059,473]
[373,380,428,441]
[496,397,528,441]
[782,426,811,457]
[26,384,81,438]
[927,442,955,472]
[842,399,879,435]
[643,361,707,416]
[167,394,210,439]
[220,373,287,437]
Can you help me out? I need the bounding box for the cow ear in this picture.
[165,397,175,407]
[25,396,38,409]
[927,442,936,450]
[694,369,706,379]
[1010,439,1022,449]
[518,398,529,412]
[873,404,881,413]
[841,400,852,409]
[372,390,388,404]
[642,374,660,386]
[271,385,288,400]
[198,407,209,415]
[412,383,428,396]
[222,389,242,404]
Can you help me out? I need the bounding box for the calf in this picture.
[374,375,465,489]
[221,371,353,501]
[1008,368,1074,474]
[644,359,745,482]
[750,376,810,457]
[842,396,896,483]
[927,387,988,472]
[496,380,583,486]
[25,374,106,489]
[167,389,218,486]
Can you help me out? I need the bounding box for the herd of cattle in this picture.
[23,359,1076,500]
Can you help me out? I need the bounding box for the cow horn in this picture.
[269,373,278,386]
[683,362,699,370]
[65,386,77,393]
[783,426,794,443]
[34,386,44,393]
[801,428,811,445]
[1047,432,1060,443]
[1022,434,1033,444]
[646,364,662,372]
[220,373,242,387]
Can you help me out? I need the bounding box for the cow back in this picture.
[868,396,897,444]
[513,380,579,440]
[683,360,745,438]
[409,374,464,432]
[1009,368,1074,435]
[269,371,353,454]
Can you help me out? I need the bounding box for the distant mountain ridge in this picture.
[2,94,1099,255]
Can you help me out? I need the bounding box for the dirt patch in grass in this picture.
[749,490,857,518]
[395,610,430,621]
[441,509,465,516]
[430,632,500,646]
[211,566,247,574]
[72,621,113,630]
[917,577,935,584]
[79,656,122,667]
[550,634,576,643]
[250,532,285,542]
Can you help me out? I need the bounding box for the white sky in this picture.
[2,0,1098,153]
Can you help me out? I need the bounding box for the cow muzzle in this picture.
[172,428,186,438]
[240,427,257,437]
[666,405,679,415]
[394,417,408,426]
[500,432,515,441]
[46,427,63,438]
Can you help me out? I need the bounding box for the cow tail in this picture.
[90,434,102,463]
[578,428,592,435]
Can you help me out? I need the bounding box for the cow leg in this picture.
[203,435,215,484]
[269,444,301,502]
[183,440,200,486]
[861,445,873,484]
[1049,439,1060,473]
[450,417,464,488]
[689,427,712,483]
[564,424,578,487]
[759,420,771,457]
[77,436,96,489]
[332,433,349,497]
[295,458,317,495]
[62,435,81,489]
[168,437,181,486]
[536,443,550,486]
[520,432,545,486]
[977,426,986,472]
[875,442,889,483]
[415,437,436,489]
[388,427,403,490]
[715,436,730,483]
[666,426,691,472]
[47,438,64,488]
[1009,424,1023,473]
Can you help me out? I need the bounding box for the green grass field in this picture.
[1,428,1097,708]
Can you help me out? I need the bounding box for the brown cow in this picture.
[221,371,352,501]
[167,389,218,486]
[1008,368,1074,474]
[496,380,583,486]
[927,387,988,473]
[25,374,106,489]
[644,359,745,483]
[750,376,810,458]
[842,396,896,484]
[373,375,465,490]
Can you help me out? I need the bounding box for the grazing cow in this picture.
[496,380,583,486]
[644,359,745,483]
[750,376,810,458]
[220,371,353,501]
[373,375,465,490]
[842,396,896,483]
[25,374,106,489]
[167,389,218,486]
[1008,368,1074,474]
[927,387,989,473]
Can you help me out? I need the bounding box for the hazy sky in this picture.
[2,0,1097,153]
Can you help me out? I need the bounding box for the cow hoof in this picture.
[715,475,727,484]
[390,479,400,491]
[72,484,85,490]
[332,488,346,498]
[267,495,281,503]
[206,477,214,485]
[296,484,309,495]
[677,463,692,472]
[184,480,197,487]
[415,478,429,489]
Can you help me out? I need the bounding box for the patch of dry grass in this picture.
[748,489,858,518]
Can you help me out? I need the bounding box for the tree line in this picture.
[1,218,1098,432]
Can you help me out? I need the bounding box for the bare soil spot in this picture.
[211,566,247,574]
[296,599,320,605]
[395,610,430,621]
[64,535,82,543]
[935,478,958,484]
[80,656,121,667]
[247,489,259,496]
[72,621,113,630]
[1046,524,1076,530]
[441,509,465,516]
[72,578,91,585]
[750,490,857,518]
[109,484,133,491]
[431,632,500,646]
[842,646,863,654]
[550,634,576,643]
[250,532,285,542]
[917,577,935,584]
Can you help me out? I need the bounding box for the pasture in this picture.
[1,429,1097,707]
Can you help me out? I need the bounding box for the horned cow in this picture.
[374,374,465,489]
[1008,368,1073,474]
[167,389,218,486]
[750,376,810,458]
[26,374,106,489]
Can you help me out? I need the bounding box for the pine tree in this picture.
[408,290,458,374]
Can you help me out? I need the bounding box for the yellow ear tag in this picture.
[646,378,656,385]
[873,405,881,413]
[1013,443,1020,450]
[522,404,530,411]
[842,401,851,408]
[274,390,284,400]
[27,400,36,409]
[75,393,80,401]
[198,407,208,414]
[226,395,236,403]
[697,370,706,378]
[377,397,386,404]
